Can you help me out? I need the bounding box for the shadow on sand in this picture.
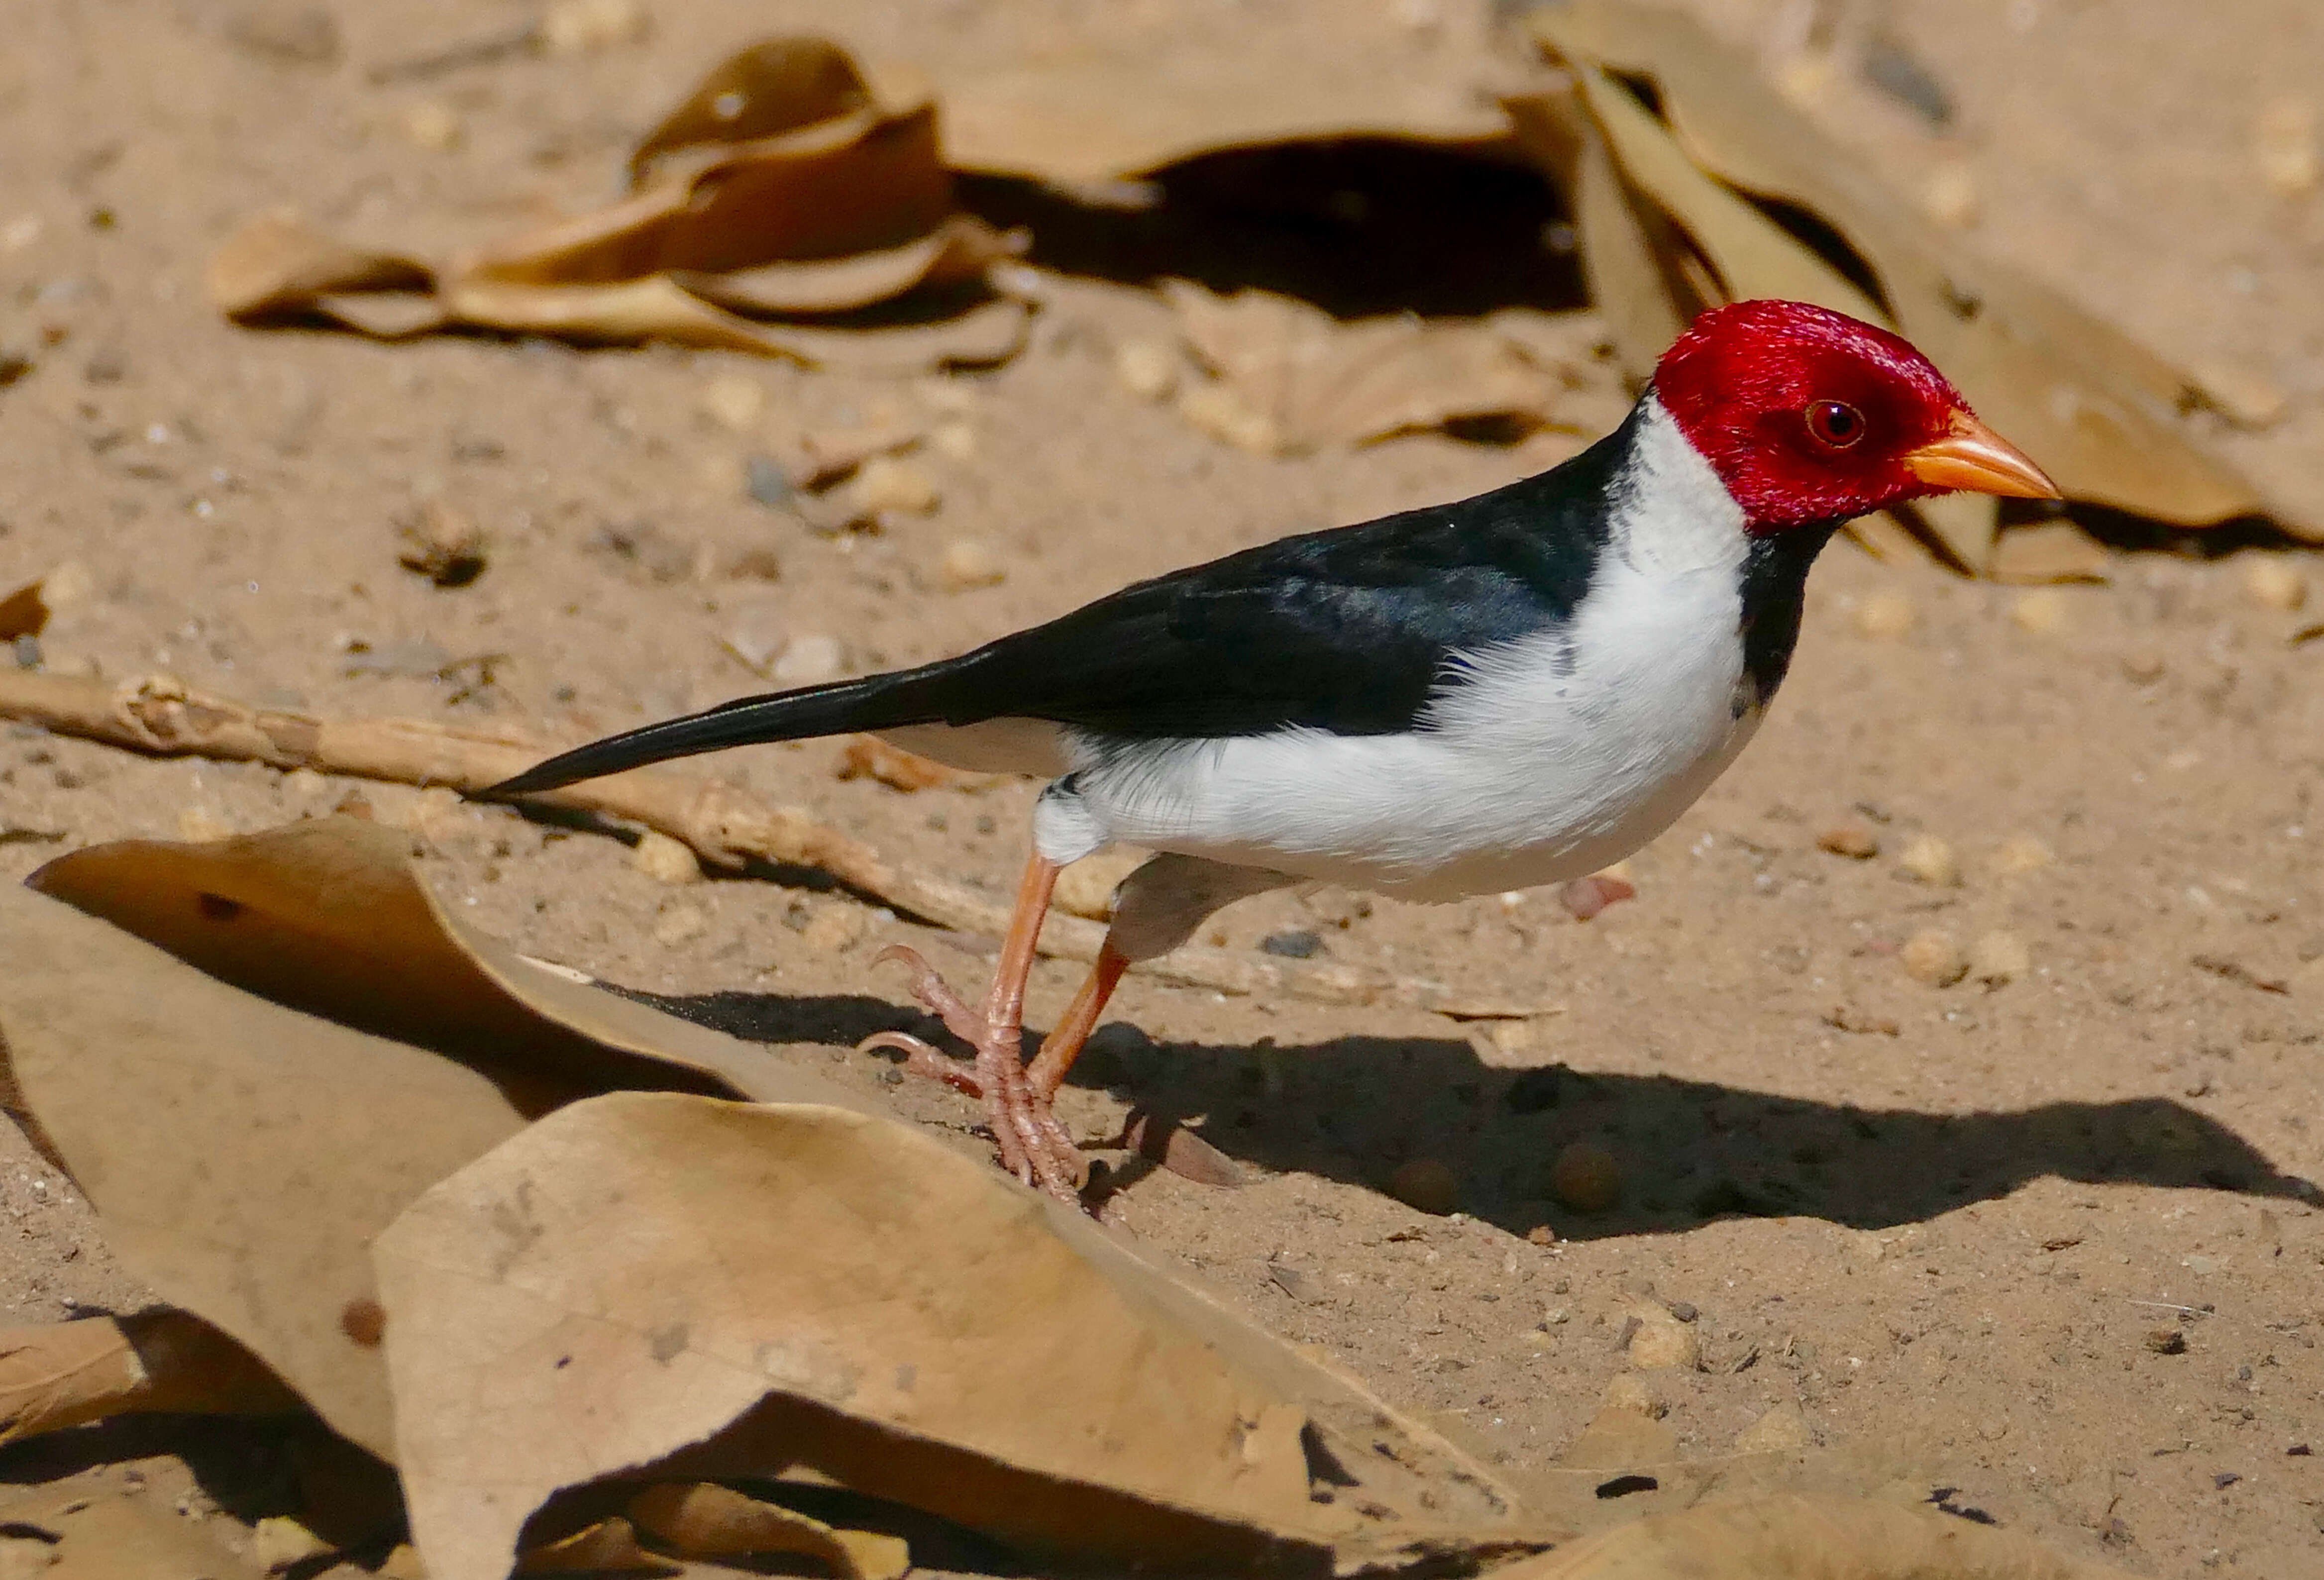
[633,988,2314,1240]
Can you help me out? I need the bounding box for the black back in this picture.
[489,405,1825,796]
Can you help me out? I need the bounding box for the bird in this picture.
[490,299,2060,1201]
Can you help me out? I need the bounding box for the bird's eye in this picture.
[1805,400,1865,449]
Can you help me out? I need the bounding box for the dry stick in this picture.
[0,670,1516,1013]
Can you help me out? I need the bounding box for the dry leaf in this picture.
[937,28,1505,182]
[0,1311,300,1441]
[1164,282,1577,453]
[1493,1492,2143,1579]
[1,819,883,1458]
[211,38,1028,371]
[627,1484,908,1580]
[1527,4,2313,551]
[515,1518,676,1576]
[373,1092,1553,1580]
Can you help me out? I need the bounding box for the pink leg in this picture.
[858,852,1086,1199]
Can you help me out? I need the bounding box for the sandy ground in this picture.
[1,1,2322,1575]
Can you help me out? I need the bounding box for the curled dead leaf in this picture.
[1164,282,1582,453]
[1525,4,2314,554]
[211,39,1029,371]
[374,1092,1547,1580]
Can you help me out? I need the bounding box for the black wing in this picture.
[489,408,1635,796]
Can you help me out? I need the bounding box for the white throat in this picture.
[1610,394,1751,577]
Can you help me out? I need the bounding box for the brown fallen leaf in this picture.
[627,1483,908,1580]
[373,1092,1552,1580]
[0,667,1475,1010]
[0,1311,300,1442]
[1527,4,2315,555]
[211,38,1031,371]
[515,1518,676,1576]
[1492,1491,2143,1579]
[1164,282,1580,453]
[1,819,896,1458]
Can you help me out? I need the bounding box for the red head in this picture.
[1653,299,2059,531]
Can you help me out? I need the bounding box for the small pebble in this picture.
[396,501,487,587]
[1054,847,1147,920]
[2010,589,2069,634]
[2241,557,2308,612]
[1388,1158,1458,1215]
[1548,1141,1621,1214]
[401,101,464,153]
[40,559,94,610]
[718,598,791,677]
[699,375,765,433]
[743,454,795,510]
[1599,1373,1664,1417]
[1113,339,1180,402]
[1261,929,1323,959]
[2145,1327,2188,1356]
[651,904,709,948]
[1667,1301,1697,1323]
[1525,1224,1558,1246]
[1897,832,1960,887]
[771,632,845,686]
[1817,824,1880,860]
[1901,929,1967,988]
[1993,834,2053,874]
[540,0,649,55]
[851,456,941,516]
[1852,591,1916,640]
[1734,1400,1813,1453]
[795,904,867,953]
[1967,929,2030,985]
[934,538,1005,592]
[2254,98,2319,197]
[1921,162,1979,228]
[1625,1304,1700,1371]
[629,831,700,885]
[176,806,234,843]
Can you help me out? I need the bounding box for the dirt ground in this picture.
[2,0,2322,1575]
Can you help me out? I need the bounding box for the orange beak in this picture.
[1902,413,2063,500]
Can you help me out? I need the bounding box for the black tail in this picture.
[487,666,970,797]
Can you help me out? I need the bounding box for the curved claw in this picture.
[869,943,991,1047]
[857,1030,984,1096]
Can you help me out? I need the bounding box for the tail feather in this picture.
[487,669,961,797]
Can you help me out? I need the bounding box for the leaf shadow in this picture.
[959,136,1589,321]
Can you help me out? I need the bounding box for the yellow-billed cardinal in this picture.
[494,300,2059,1199]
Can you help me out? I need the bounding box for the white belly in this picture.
[1042,556,1761,902]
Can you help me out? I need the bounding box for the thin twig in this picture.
[0,669,1512,1012]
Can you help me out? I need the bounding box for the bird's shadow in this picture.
[634,989,2313,1240]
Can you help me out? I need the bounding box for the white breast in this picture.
[1040,398,1765,902]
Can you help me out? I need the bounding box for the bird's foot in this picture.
[858,944,1087,1201]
